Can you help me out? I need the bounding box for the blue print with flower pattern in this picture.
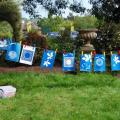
[111,54,120,71]
[40,50,56,69]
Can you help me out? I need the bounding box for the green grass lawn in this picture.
[0,72,120,120]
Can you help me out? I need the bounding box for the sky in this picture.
[21,0,92,19]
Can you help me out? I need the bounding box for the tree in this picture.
[23,0,68,18]
[90,0,120,23]
[69,1,85,14]
[92,22,120,52]
[89,0,120,52]
[73,16,98,29]
[0,0,21,40]
[37,17,64,33]
[22,0,85,18]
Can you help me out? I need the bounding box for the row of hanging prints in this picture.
[0,39,120,72]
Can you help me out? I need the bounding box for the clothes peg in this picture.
[81,51,83,55]
[110,51,113,55]
[90,51,92,56]
[19,41,22,45]
[92,50,96,56]
[103,51,105,56]
[55,49,58,53]
[118,50,120,55]
[24,42,27,47]
[63,49,66,54]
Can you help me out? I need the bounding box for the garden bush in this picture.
[47,27,83,63]
[92,22,120,52]
[0,21,13,38]
[22,30,48,64]
[0,0,21,41]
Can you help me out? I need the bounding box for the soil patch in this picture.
[0,66,62,73]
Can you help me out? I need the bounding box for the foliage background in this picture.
[0,0,21,40]
[0,21,13,38]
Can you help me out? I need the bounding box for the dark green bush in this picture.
[47,27,83,63]
[22,30,48,64]
[0,0,21,40]
[92,22,120,52]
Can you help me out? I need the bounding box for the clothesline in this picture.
[0,42,120,72]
